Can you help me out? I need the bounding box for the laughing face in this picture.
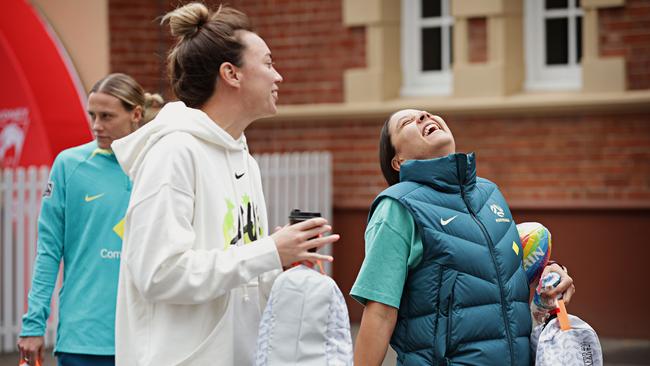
[388,109,455,171]
[237,31,283,119]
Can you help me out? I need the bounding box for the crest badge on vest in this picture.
[490,203,511,223]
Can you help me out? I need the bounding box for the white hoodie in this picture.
[112,101,282,366]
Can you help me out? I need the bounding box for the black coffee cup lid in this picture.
[289,209,321,219]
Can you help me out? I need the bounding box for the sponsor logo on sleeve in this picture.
[43,181,53,198]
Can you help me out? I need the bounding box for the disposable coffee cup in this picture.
[289,209,322,252]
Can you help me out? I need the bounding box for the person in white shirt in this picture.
[111,3,339,365]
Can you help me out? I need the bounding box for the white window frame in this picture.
[401,0,453,96]
[525,0,584,91]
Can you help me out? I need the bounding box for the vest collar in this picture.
[399,153,477,193]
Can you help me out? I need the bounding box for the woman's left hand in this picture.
[540,262,575,304]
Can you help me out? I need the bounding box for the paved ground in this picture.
[1,332,648,365]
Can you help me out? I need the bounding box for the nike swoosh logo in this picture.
[440,215,458,226]
[85,193,105,202]
[235,172,245,179]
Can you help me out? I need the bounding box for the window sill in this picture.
[265,89,650,122]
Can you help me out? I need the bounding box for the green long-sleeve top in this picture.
[20,141,131,355]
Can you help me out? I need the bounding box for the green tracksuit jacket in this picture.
[20,141,131,355]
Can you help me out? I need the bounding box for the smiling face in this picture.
[87,92,141,149]
[388,109,455,170]
[237,31,283,119]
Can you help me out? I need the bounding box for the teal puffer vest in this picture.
[370,153,531,365]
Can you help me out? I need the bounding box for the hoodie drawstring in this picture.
[226,143,255,303]
[243,286,250,303]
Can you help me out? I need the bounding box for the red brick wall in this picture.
[230,0,366,104]
[109,0,366,104]
[109,0,170,95]
[247,119,385,208]
[247,112,650,209]
[600,0,650,90]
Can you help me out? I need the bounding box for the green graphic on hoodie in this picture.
[223,199,237,249]
[223,196,264,249]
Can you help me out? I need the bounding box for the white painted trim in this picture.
[401,0,453,96]
[525,0,584,91]
[268,90,650,121]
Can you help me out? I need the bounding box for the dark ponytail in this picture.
[379,113,400,186]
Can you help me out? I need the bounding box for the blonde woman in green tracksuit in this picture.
[17,74,162,366]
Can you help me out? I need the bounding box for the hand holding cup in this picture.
[271,210,339,267]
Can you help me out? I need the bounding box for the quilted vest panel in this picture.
[369,154,531,366]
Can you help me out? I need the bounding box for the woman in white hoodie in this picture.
[110,3,340,366]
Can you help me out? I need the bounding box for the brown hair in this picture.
[162,3,252,108]
[379,112,400,186]
[90,73,145,111]
[90,73,165,125]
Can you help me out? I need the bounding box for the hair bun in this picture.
[162,2,210,39]
[144,92,165,109]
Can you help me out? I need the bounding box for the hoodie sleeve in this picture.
[123,135,282,304]
[248,156,281,305]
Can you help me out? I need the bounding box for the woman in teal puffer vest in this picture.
[351,109,575,366]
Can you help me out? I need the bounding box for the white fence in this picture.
[0,166,58,353]
[0,151,332,354]
[256,152,333,230]
[255,151,334,274]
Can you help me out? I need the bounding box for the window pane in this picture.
[422,27,442,71]
[546,18,568,65]
[576,16,582,62]
[449,25,454,65]
[422,0,441,18]
[546,0,568,9]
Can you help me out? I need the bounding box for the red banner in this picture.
[0,0,91,168]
